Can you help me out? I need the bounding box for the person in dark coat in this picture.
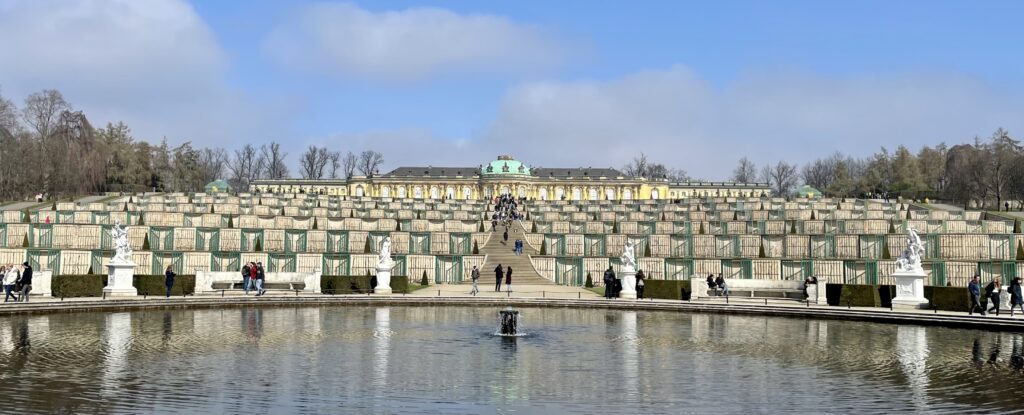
[505,266,513,293]
[164,265,176,298]
[969,275,985,315]
[706,274,716,290]
[1009,277,1024,317]
[636,269,646,299]
[986,278,1002,315]
[18,262,32,302]
[714,274,727,296]
[494,264,504,292]
[255,262,266,296]
[603,267,615,299]
[503,229,509,244]
[241,262,251,295]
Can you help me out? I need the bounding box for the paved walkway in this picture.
[2,292,1023,331]
[478,220,550,285]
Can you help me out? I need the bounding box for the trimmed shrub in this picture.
[1014,219,1021,234]
[123,202,128,212]
[472,240,479,254]
[52,275,106,297]
[420,270,429,286]
[613,222,620,233]
[790,221,797,234]
[1017,241,1024,261]
[585,272,594,288]
[134,275,196,296]
[810,210,815,220]
[643,242,651,257]
[882,242,892,260]
[838,284,882,307]
[138,214,145,226]
[51,201,57,210]
[363,238,372,253]
[889,220,896,234]
[698,222,705,235]
[227,216,234,228]
[312,217,318,230]
[531,222,537,232]
[254,238,263,252]
[142,234,151,250]
[644,280,691,300]
[478,221,484,232]
[733,211,738,220]
[924,286,971,312]
[758,242,766,258]
[540,240,547,255]
[21,234,29,248]
[22,209,29,223]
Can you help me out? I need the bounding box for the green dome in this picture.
[481,156,530,176]
[204,179,232,193]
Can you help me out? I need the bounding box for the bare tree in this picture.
[342,151,357,179]
[328,151,341,179]
[767,161,798,196]
[623,153,650,177]
[358,150,384,176]
[732,157,758,183]
[299,145,333,179]
[197,147,229,185]
[0,87,20,135]
[21,89,70,138]
[260,141,290,179]
[228,144,265,190]
[983,128,1021,209]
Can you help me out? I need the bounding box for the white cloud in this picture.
[264,2,567,82]
[0,0,284,146]
[478,66,1024,179]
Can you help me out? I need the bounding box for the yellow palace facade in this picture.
[251,156,771,200]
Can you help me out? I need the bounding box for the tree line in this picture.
[725,128,1023,209]
[0,88,385,200]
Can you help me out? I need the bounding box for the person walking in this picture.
[636,269,646,299]
[603,266,616,299]
[18,262,32,302]
[986,278,1002,316]
[242,262,252,295]
[1010,277,1024,317]
[470,265,480,296]
[969,275,985,316]
[255,262,266,296]
[2,265,18,302]
[494,264,504,292]
[164,265,176,298]
[503,229,509,245]
[505,266,513,293]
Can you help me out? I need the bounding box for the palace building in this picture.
[251,155,771,200]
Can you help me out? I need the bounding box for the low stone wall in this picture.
[194,270,321,294]
[689,276,824,304]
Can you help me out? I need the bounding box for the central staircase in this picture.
[473,220,551,285]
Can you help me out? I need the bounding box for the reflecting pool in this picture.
[0,306,1021,414]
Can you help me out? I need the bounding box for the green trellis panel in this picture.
[211,252,241,272]
[930,261,946,286]
[26,249,60,273]
[584,235,606,256]
[671,235,693,257]
[240,229,264,251]
[30,224,53,248]
[326,230,349,253]
[269,253,296,272]
[449,233,471,255]
[284,230,308,253]
[664,258,694,280]
[196,228,221,251]
[435,255,463,283]
[150,227,175,251]
[410,233,431,254]
[555,257,584,285]
[151,252,184,275]
[322,254,351,276]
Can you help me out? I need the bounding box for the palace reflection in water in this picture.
[0,307,1021,414]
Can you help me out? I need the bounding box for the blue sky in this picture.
[2,0,1023,178]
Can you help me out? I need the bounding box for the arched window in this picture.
[446,187,455,199]
[398,187,407,198]
[539,188,548,200]
[606,188,615,200]
[651,189,660,200]
[518,187,527,198]
[501,185,510,195]
[414,186,423,199]
[430,187,439,199]
[463,187,472,200]
[555,187,565,200]
[355,186,364,197]
[589,188,598,201]
[381,187,390,198]
[572,188,581,200]
[623,189,633,200]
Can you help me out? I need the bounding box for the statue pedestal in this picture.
[619,267,637,300]
[891,268,928,309]
[104,262,138,297]
[375,264,392,295]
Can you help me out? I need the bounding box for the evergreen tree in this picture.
[472,240,479,254]
[889,220,896,234]
[1017,241,1024,261]
[1014,219,1021,234]
[585,272,594,288]
[312,217,318,230]
[758,241,766,258]
[138,214,145,226]
[142,234,151,250]
[531,222,538,233]
[810,210,816,220]
[540,240,547,255]
[254,237,262,252]
[22,209,29,223]
[420,270,429,286]
[643,242,652,257]
[882,240,892,260]
[698,222,705,235]
[364,237,372,253]
[22,234,29,248]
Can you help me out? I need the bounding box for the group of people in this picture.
[601,266,646,299]
[969,275,1024,316]
[705,273,730,296]
[494,263,513,293]
[241,262,267,296]
[491,194,522,230]
[0,262,32,302]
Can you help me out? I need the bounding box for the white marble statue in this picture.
[620,240,637,271]
[110,222,133,264]
[378,237,393,267]
[896,227,925,272]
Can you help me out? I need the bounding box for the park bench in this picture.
[690,277,825,304]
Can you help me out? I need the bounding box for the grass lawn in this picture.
[586,287,604,296]
[404,284,433,293]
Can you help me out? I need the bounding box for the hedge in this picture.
[644,280,691,300]
[321,275,410,294]
[826,283,971,311]
[924,286,971,312]
[51,274,195,298]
